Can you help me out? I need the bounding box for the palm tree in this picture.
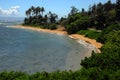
[31,6,35,16]
[28,8,32,16]
[35,7,39,17]
[25,8,32,17]
[25,10,29,17]
[48,11,58,23]
[70,6,79,15]
[41,7,45,17]
[37,6,41,16]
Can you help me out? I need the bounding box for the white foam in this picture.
[69,36,74,39]
[5,26,12,27]
[56,33,64,36]
[77,40,97,52]
[0,23,4,25]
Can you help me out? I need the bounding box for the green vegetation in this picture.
[24,6,58,30]
[66,13,90,34]
[60,0,120,34]
[1,0,119,80]
[77,30,101,40]
[80,29,120,80]
[0,71,84,80]
[41,23,57,30]
[97,24,120,43]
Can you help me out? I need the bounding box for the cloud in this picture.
[0,6,20,16]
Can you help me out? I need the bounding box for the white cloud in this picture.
[0,6,20,16]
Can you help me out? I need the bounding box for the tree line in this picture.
[24,6,58,29]
[60,0,120,34]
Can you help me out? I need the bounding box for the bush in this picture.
[0,71,29,80]
[41,23,57,30]
[97,24,120,43]
[65,14,90,34]
[49,24,57,30]
[81,30,120,72]
[77,30,101,40]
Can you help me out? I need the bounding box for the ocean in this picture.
[0,17,90,73]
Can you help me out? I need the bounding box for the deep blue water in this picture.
[0,18,89,73]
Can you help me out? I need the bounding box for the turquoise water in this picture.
[0,19,89,73]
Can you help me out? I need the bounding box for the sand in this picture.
[12,25,67,35]
[11,25,102,53]
[69,34,102,53]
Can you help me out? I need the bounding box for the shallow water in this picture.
[0,20,90,73]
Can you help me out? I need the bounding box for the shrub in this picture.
[49,24,57,30]
[77,30,101,40]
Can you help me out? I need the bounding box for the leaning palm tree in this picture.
[25,10,29,17]
[28,8,32,16]
[25,8,31,17]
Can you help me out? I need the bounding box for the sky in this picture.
[0,0,116,18]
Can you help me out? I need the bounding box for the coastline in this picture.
[11,25,102,53]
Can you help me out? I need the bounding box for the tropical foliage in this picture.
[81,29,120,80]
[24,6,58,30]
[60,0,120,34]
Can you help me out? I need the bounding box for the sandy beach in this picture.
[12,25,102,53]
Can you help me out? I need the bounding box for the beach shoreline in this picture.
[11,25,102,53]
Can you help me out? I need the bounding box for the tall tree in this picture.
[48,11,58,23]
[31,6,35,16]
[25,8,32,17]
[41,7,45,17]
[91,4,97,14]
[104,0,112,11]
[25,10,29,17]
[36,6,41,16]
[69,6,79,16]
[82,8,85,13]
